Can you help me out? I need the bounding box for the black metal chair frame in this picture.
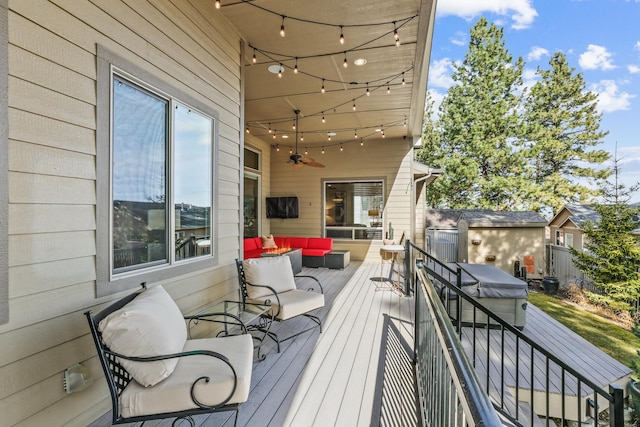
[85,283,249,427]
[235,259,324,352]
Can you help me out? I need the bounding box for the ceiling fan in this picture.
[289,110,325,168]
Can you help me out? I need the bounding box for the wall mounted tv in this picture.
[266,196,299,219]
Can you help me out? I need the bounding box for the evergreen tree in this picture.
[416,91,440,165]
[423,17,526,209]
[522,52,610,215]
[569,157,640,313]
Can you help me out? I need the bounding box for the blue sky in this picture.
[428,0,640,203]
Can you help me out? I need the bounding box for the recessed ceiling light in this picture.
[375,128,382,132]
[281,135,289,138]
[327,132,336,137]
[268,64,284,74]
[354,58,367,66]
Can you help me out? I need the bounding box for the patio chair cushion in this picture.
[248,289,324,321]
[98,285,187,387]
[120,334,253,418]
[242,256,297,299]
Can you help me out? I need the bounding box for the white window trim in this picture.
[96,45,219,297]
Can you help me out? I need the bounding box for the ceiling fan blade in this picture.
[299,157,315,163]
[305,161,325,168]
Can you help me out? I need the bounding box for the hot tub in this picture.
[437,263,528,329]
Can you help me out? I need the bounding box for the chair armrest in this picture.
[184,312,249,335]
[294,274,324,294]
[105,348,238,409]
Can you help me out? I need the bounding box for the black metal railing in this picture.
[405,240,625,427]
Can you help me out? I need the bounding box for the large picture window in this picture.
[111,75,213,274]
[324,180,384,240]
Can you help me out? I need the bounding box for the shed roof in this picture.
[459,210,547,228]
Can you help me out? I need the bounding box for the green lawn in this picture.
[528,292,640,369]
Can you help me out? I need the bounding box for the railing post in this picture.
[405,239,412,296]
[609,383,624,427]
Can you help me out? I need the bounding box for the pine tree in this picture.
[423,17,526,209]
[569,156,640,313]
[522,52,610,215]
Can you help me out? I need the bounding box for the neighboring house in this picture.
[548,203,640,251]
[426,209,548,280]
[0,1,438,425]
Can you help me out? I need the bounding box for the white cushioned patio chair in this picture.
[236,256,324,352]
[85,283,253,427]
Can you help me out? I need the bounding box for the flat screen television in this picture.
[266,196,299,218]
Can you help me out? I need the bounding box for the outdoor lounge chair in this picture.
[85,283,253,427]
[236,256,324,352]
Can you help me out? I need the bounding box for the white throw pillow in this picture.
[243,256,297,299]
[98,285,187,387]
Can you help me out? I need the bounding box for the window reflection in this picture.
[324,181,384,240]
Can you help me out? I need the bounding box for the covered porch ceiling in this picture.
[218,0,437,148]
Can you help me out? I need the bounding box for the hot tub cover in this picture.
[455,263,528,299]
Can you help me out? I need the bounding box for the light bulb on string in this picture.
[343,52,348,68]
[360,138,364,146]
[301,132,304,141]
[289,147,293,154]
[339,26,345,45]
[387,84,391,94]
[340,143,344,152]
[246,125,250,133]
[294,58,298,74]
[366,83,370,96]
[275,144,279,152]
[321,79,325,94]
[322,147,325,154]
[278,64,283,78]
[354,129,358,139]
[322,113,325,123]
[305,147,308,155]
[402,72,406,86]
[280,16,286,37]
[273,131,277,139]
[328,133,331,141]
[292,120,296,130]
[215,0,220,9]
[393,22,400,46]
[252,49,257,64]
[352,100,356,111]
[268,123,272,133]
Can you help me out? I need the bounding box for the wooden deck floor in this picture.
[90,263,630,426]
[91,261,415,427]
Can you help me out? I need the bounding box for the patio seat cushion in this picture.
[120,334,253,418]
[244,237,262,251]
[287,237,309,249]
[242,256,297,299]
[248,289,324,321]
[98,285,187,387]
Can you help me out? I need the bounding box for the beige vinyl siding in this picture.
[268,137,414,261]
[0,0,8,326]
[3,1,243,425]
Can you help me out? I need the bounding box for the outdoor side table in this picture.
[371,244,404,293]
[187,300,273,360]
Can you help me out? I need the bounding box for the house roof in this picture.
[218,0,437,148]
[425,209,466,229]
[459,210,548,228]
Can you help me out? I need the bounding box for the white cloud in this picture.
[579,44,616,70]
[427,89,445,117]
[635,41,640,51]
[436,0,538,29]
[628,64,640,74]
[590,80,635,113]
[428,58,456,89]
[527,46,549,62]
[451,31,466,46]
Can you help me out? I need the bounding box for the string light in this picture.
[305,147,308,155]
[246,125,250,133]
[387,84,391,94]
[215,0,220,9]
[289,147,293,154]
[322,147,325,154]
[393,22,400,46]
[339,26,345,45]
[292,120,296,130]
[366,83,370,96]
[278,64,283,78]
[328,133,331,141]
[360,138,364,146]
[294,57,298,74]
[402,72,406,86]
[273,130,277,139]
[354,129,358,139]
[322,113,325,123]
[343,52,348,68]
[280,16,286,37]
[301,132,304,141]
[352,100,356,111]
[321,79,325,94]
[340,143,344,152]
[252,48,257,64]
[276,144,279,151]
[268,123,272,133]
